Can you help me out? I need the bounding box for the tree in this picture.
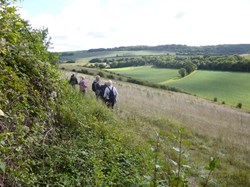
[179,68,187,77]
[184,62,197,74]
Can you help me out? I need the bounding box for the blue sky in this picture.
[17,0,250,52]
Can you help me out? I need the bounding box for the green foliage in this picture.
[0,3,149,186]
[98,71,105,77]
[89,58,102,63]
[203,157,219,187]
[107,74,115,79]
[237,103,242,108]
[66,60,75,63]
[179,68,187,77]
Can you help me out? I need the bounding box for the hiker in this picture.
[69,74,78,88]
[79,76,87,95]
[99,81,108,101]
[103,80,118,109]
[92,75,101,98]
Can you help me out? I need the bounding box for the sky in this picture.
[17,0,250,52]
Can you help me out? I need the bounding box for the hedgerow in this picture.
[0,1,147,186]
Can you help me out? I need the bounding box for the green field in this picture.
[108,66,179,83]
[60,50,172,62]
[108,66,250,110]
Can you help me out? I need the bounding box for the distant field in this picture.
[240,53,250,59]
[59,50,172,62]
[168,70,250,109]
[107,66,250,110]
[108,66,179,83]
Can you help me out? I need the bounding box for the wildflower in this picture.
[0,109,5,116]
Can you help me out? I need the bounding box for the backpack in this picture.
[99,84,107,99]
[108,87,116,103]
[92,81,97,92]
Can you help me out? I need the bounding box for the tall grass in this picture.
[64,71,250,186]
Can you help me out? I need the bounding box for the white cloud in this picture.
[18,0,250,52]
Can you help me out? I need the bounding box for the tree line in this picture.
[95,55,250,72]
[87,44,250,56]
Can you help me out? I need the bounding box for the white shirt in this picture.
[103,86,118,100]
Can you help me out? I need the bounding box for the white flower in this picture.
[51,91,57,98]
[1,38,6,48]
[0,109,5,117]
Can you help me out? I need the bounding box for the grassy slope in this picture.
[64,71,250,186]
[108,66,250,110]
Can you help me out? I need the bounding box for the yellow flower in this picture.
[0,109,5,116]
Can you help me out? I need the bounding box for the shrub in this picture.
[66,60,75,63]
[179,68,187,77]
[214,97,217,102]
[107,74,115,79]
[98,72,105,77]
[237,103,242,108]
[80,69,89,74]
[222,101,225,104]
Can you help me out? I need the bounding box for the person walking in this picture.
[69,74,78,88]
[92,75,101,98]
[103,80,118,109]
[79,76,87,95]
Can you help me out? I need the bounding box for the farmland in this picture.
[59,50,170,62]
[108,66,250,110]
[108,66,179,83]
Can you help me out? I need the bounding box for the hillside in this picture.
[63,70,250,186]
[2,1,250,186]
[58,44,250,61]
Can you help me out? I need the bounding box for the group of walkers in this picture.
[69,74,118,109]
[69,74,87,94]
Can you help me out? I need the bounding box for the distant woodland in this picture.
[105,55,250,72]
[86,44,250,56]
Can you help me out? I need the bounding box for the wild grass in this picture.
[64,70,250,186]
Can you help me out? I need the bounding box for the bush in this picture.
[66,60,75,63]
[237,103,242,108]
[222,101,226,104]
[80,69,89,74]
[98,71,105,77]
[214,97,217,102]
[179,68,187,77]
[107,74,115,79]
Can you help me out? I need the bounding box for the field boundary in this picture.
[159,70,197,84]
